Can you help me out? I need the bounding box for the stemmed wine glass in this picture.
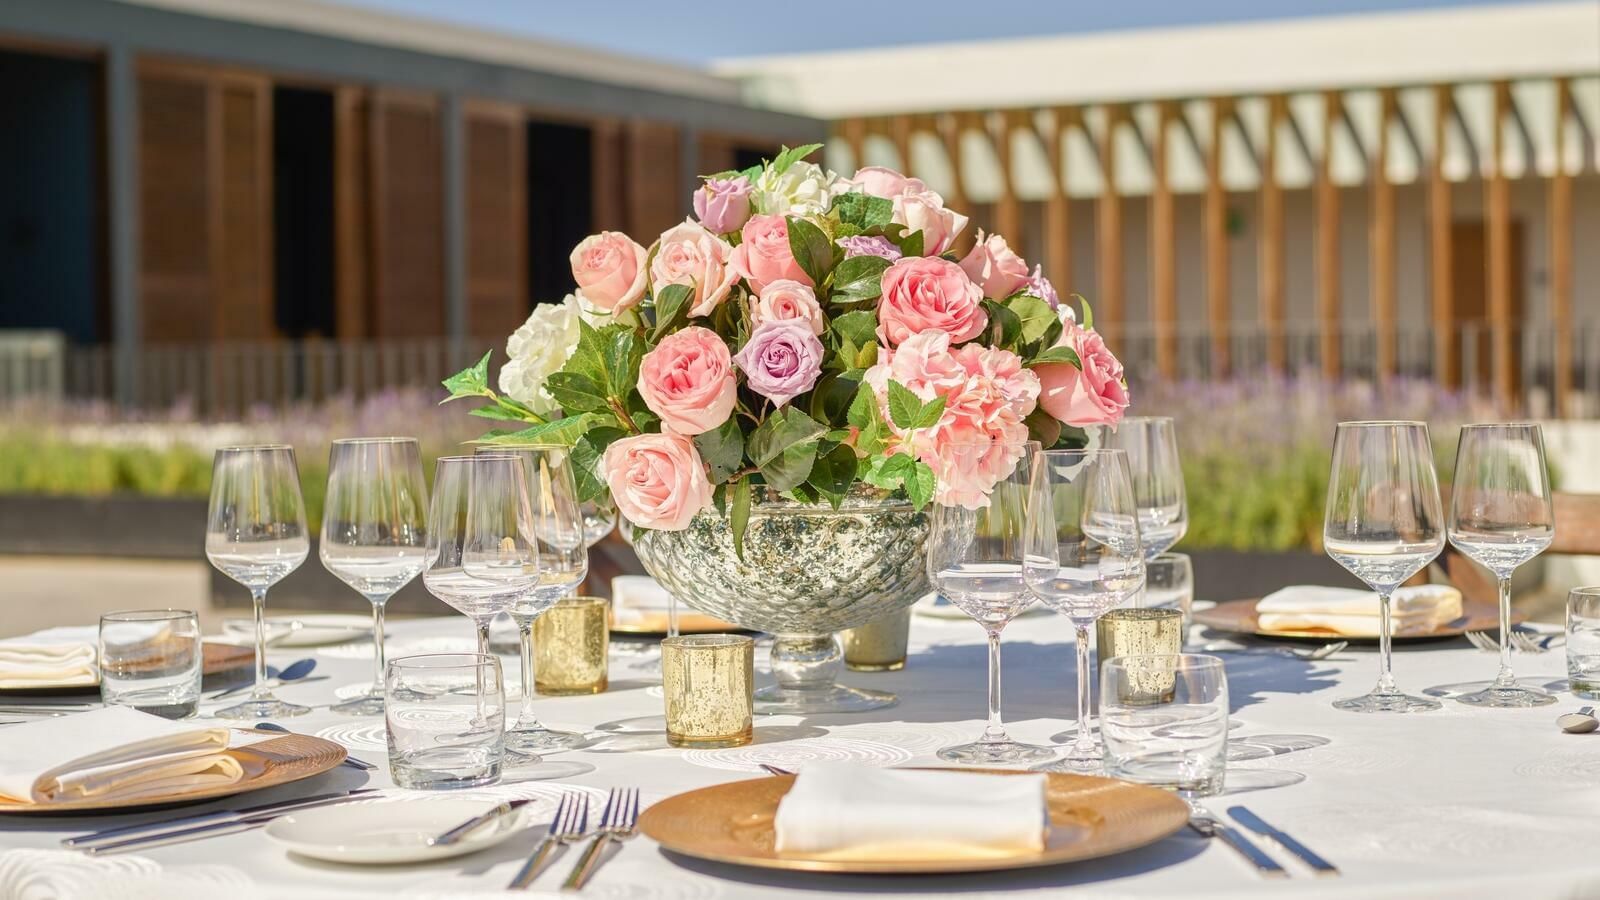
[321,438,429,716]
[925,440,1054,765]
[1447,424,1556,708]
[1025,448,1145,772]
[205,445,311,720]
[1323,421,1446,713]
[475,445,588,752]
[1105,416,1187,559]
[581,497,617,548]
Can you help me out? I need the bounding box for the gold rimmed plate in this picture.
[1195,597,1524,644]
[610,610,746,637]
[0,732,348,815]
[0,642,255,697]
[637,769,1189,874]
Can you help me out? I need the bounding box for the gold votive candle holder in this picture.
[1097,607,1183,705]
[841,607,912,672]
[661,634,754,749]
[533,596,609,696]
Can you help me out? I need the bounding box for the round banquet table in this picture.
[3,610,1599,900]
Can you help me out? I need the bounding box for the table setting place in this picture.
[5,162,1600,900]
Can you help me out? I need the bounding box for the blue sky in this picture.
[334,0,1550,64]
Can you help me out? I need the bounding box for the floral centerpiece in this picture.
[442,143,1128,550]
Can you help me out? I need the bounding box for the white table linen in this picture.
[2,612,1598,900]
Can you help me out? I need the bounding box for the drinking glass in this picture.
[1101,654,1228,796]
[1324,421,1445,713]
[841,607,912,672]
[1448,423,1557,708]
[473,444,587,752]
[98,609,202,719]
[533,596,610,695]
[321,437,429,716]
[1025,448,1145,772]
[205,445,311,720]
[1144,552,1194,634]
[1105,416,1186,559]
[1568,587,1600,699]
[661,634,755,748]
[1097,608,1184,673]
[925,440,1053,765]
[385,653,505,790]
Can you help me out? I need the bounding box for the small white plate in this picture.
[265,798,539,865]
[222,615,374,648]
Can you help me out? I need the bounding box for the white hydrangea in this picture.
[753,160,841,217]
[498,293,583,416]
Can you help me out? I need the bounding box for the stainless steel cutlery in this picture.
[508,792,589,889]
[63,788,379,854]
[1187,804,1287,877]
[1226,805,1339,876]
[562,788,640,890]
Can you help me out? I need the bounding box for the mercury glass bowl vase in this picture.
[632,486,930,713]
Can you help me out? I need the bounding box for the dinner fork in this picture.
[507,791,589,890]
[1509,631,1553,653]
[1465,631,1499,652]
[562,788,640,890]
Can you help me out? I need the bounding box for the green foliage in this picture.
[769,143,823,174]
[746,406,825,492]
[650,283,693,340]
[786,217,835,287]
[829,255,891,305]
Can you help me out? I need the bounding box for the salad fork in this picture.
[563,788,640,890]
[508,791,588,889]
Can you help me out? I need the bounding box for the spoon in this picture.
[1557,706,1598,734]
[210,658,319,699]
[253,721,378,770]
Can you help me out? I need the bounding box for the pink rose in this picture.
[693,175,753,235]
[876,257,987,348]
[729,214,811,295]
[733,320,824,409]
[959,230,1031,299]
[846,166,926,199]
[569,232,648,312]
[892,189,968,256]
[649,219,738,318]
[638,326,737,435]
[602,432,713,531]
[1035,323,1130,428]
[751,280,825,336]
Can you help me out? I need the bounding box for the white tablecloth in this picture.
[4,611,1599,900]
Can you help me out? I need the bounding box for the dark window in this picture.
[272,86,335,338]
[527,120,593,306]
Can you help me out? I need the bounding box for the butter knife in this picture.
[1188,810,1287,877]
[64,788,379,849]
[1227,805,1339,876]
[431,798,532,846]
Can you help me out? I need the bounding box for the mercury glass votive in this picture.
[1097,608,1184,704]
[841,607,912,672]
[533,596,609,696]
[661,634,754,749]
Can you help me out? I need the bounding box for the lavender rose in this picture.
[693,175,754,235]
[1025,264,1061,311]
[836,234,902,261]
[733,320,824,408]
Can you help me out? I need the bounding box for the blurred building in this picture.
[0,0,821,410]
[721,1,1600,416]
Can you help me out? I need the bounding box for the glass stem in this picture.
[1073,623,1095,754]
[982,628,1007,743]
[1494,576,1517,688]
[369,597,387,695]
[667,591,679,639]
[251,587,271,701]
[516,616,542,728]
[1375,591,1396,695]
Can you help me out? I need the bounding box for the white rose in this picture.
[498,294,583,415]
[892,189,969,257]
[753,161,840,217]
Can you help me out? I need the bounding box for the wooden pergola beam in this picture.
[1316,90,1343,380]
[1260,95,1287,373]
[1551,77,1573,416]
[937,112,972,255]
[1097,104,1126,339]
[1371,87,1397,382]
[1205,97,1232,376]
[836,117,867,172]
[1431,85,1456,388]
[1487,81,1514,409]
[1038,107,1076,296]
[988,110,1023,245]
[1151,101,1177,379]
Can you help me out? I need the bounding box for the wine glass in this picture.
[925,440,1053,765]
[1104,416,1186,560]
[1025,448,1145,772]
[1323,421,1446,713]
[581,497,617,548]
[205,445,311,720]
[320,437,429,716]
[422,454,539,667]
[475,445,588,752]
[1447,423,1556,708]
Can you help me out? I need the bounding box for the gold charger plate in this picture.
[0,732,348,815]
[637,769,1190,874]
[0,641,256,697]
[1195,597,1524,644]
[610,610,744,636]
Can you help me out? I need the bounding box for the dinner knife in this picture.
[431,798,532,846]
[63,788,379,849]
[1227,805,1339,876]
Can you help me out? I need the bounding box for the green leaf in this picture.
[543,371,610,413]
[441,351,492,400]
[830,254,892,304]
[569,426,625,502]
[602,328,643,400]
[730,475,752,562]
[904,459,937,511]
[711,481,728,517]
[807,372,859,427]
[897,229,924,259]
[478,412,610,449]
[886,381,923,430]
[747,406,824,492]
[787,217,835,287]
[468,404,529,422]
[807,442,858,510]
[1072,294,1094,331]
[847,382,888,457]
[693,418,746,485]
[863,451,915,492]
[833,191,894,230]
[982,299,1022,350]
[829,309,879,353]
[651,283,693,341]
[769,143,823,174]
[1025,406,1063,448]
[1005,294,1058,345]
[1027,345,1083,369]
[910,394,947,430]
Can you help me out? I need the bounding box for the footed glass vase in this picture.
[632,486,930,714]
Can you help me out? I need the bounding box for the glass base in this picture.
[1455,683,1557,708]
[329,692,384,716]
[1034,745,1104,774]
[506,726,587,752]
[213,696,311,720]
[503,746,545,766]
[1332,690,1442,713]
[937,737,1055,765]
[753,682,897,714]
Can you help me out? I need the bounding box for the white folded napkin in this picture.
[0,707,254,804]
[1257,584,1463,637]
[0,626,98,689]
[773,763,1048,861]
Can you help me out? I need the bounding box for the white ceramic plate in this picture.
[221,614,374,648]
[265,797,541,865]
